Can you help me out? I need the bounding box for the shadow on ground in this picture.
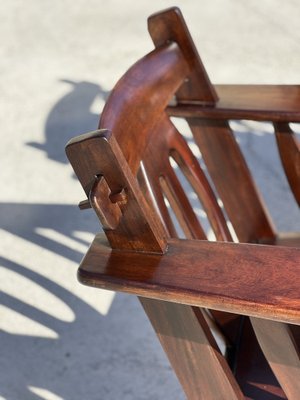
[27,80,109,164]
[0,79,180,399]
[0,203,179,400]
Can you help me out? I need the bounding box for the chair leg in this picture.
[251,317,300,400]
[140,298,244,399]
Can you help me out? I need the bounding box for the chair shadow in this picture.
[0,203,99,399]
[1,80,128,399]
[0,202,181,400]
[27,79,109,164]
[1,79,183,400]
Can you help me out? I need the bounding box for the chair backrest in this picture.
[67,7,278,249]
[99,41,232,242]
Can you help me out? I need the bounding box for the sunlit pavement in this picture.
[1,1,299,399]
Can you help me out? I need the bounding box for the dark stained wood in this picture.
[66,130,167,253]
[159,168,207,239]
[78,234,300,325]
[66,6,300,399]
[167,85,300,122]
[99,42,189,175]
[274,122,300,206]
[141,115,232,241]
[89,175,123,230]
[251,318,300,400]
[187,118,276,243]
[140,299,243,399]
[235,317,286,399]
[148,7,218,105]
[67,30,242,398]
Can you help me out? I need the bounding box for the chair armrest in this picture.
[167,84,300,122]
[78,234,300,325]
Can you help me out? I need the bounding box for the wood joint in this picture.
[88,175,127,230]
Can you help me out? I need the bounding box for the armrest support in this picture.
[78,234,300,325]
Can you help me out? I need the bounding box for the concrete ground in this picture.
[0,1,299,399]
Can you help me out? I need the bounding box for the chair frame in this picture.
[66,7,300,399]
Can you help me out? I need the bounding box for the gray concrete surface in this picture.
[0,1,299,399]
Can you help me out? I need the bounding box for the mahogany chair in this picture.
[66,7,300,399]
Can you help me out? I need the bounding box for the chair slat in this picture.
[160,165,206,239]
[142,115,230,241]
[148,7,218,105]
[251,318,300,400]
[274,122,300,206]
[188,118,277,243]
[137,167,178,238]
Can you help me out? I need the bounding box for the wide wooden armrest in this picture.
[168,84,300,122]
[79,234,300,325]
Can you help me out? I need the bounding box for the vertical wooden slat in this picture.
[137,167,178,238]
[142,115,231,241]
[188,118,277,243]
[170,148,232,242]
[274,122,300,206]
[160,164,207,239]
[251,317,300,400]
[148,7,218,105]
[141,299,244,400]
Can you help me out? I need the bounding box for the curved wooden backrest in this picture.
[99,40,231,242]
[97,7,278,246]
[99,42,189,175]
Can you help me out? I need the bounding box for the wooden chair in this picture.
[66,7,300,399]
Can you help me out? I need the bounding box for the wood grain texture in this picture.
[78,234,300,325]
[66,130,167,253]
[187,118,276,243]
[234,317,287,399]
[67,31,241,397]
[168,85,300,122]
[99,41,189,175]
[251,317,300,400]
[141,298,243,399]
[148,7,218,105]
[66,6,300,398]
[141,114,232,241]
